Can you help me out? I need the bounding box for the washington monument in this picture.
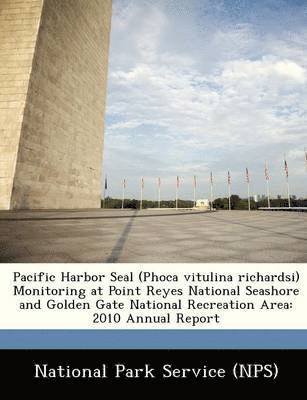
[0,0,112,209]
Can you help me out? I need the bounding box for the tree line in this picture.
[102,195,307,210]
[214,195,307,210]
[102,197,194,209]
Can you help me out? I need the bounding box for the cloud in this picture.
[288,148,306,160]
[219,58,306,84]
[104,0,307,199]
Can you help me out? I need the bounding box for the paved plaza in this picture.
[0,209,306,263]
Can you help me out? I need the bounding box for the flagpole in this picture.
[176,176,178,210]
[121,179,125,209]
[158,178,161,209]
[228,171,231,211]
[265,161,271,208]
[286,177,291,208]
[140,177,143,210]
[246,168,251,211]
[103,175,107,209]
[266,179,271,208]
[284,154,291,208]
[103,182,105,209]
[210,172,213,210]
[193,175,196,207]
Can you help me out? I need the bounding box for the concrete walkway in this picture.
[0,209,306,263]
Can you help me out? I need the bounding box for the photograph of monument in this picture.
[0,0,306,263]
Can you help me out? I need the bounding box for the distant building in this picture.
[195,199,210,209]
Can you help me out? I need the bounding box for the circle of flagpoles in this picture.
[102,149,305,210]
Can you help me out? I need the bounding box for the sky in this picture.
[103,0,307,201]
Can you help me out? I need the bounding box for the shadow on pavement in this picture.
[106,210,138,262]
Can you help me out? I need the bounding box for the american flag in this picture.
[193,175,197,188]
[227,171,231,185]
[284,158,289,178]
[176,176,180,188]
[210,172,213,185]
[123,178,126,188]
[245,168,250,183]
[265,162,270,181]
